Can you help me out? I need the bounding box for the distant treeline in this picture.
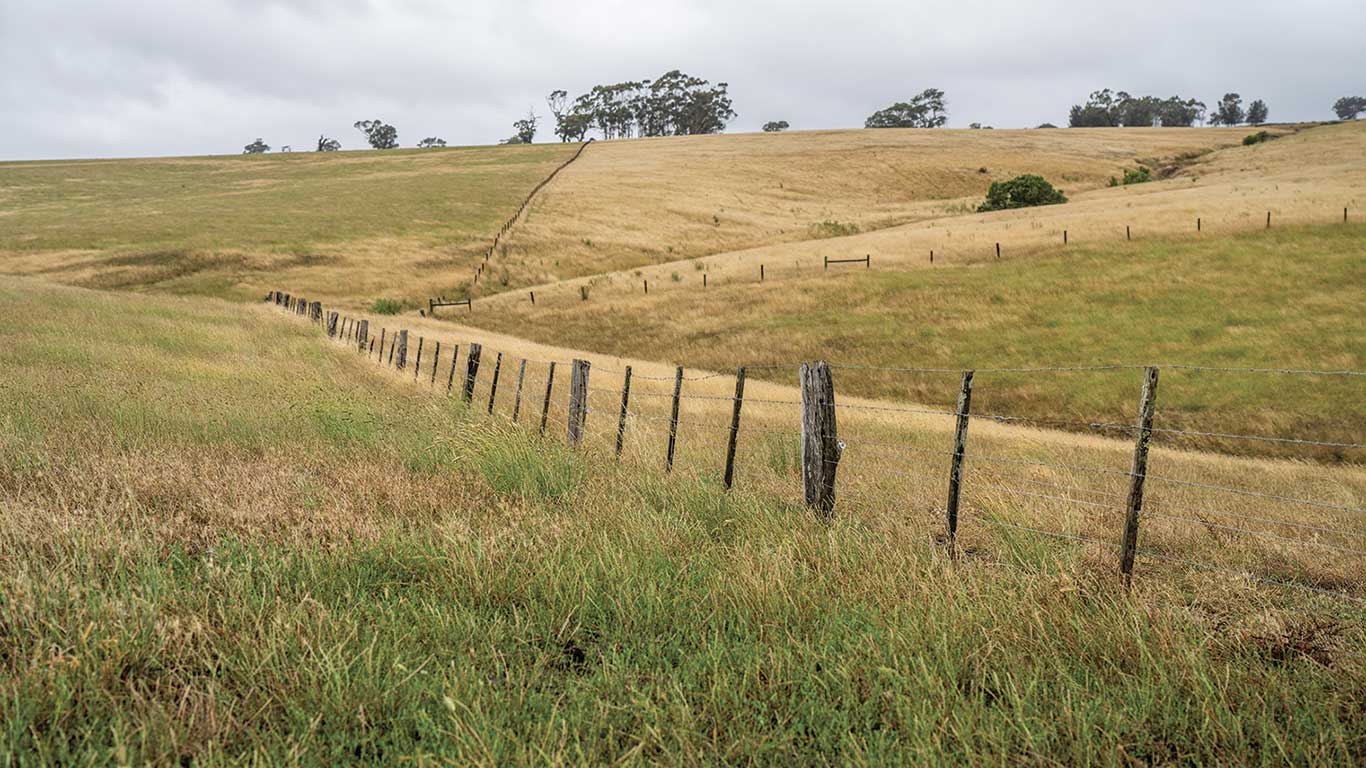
[545,70,736,142]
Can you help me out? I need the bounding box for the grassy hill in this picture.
[1,280,1362,763]
[0,143,577,305]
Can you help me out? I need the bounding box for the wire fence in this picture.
[271,292,1366,610]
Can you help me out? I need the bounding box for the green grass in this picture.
[469,224,1366,459]
[1,281,1363,764]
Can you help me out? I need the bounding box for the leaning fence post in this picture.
[413,337,424,380]
[512,359,527,422]
[462,343,482,403]
[446,345,460,394]
[665,366,684,472]
[723,367,747,489]
[1119,366,1160,589]
[378,329,386,364]
[395,330,409,371]
[945,370,975,557]
[327,311,339,338]
[615,366,632,460]
[567,359,590,448]
[487,352,503,414]
[539,362,557,435]
[430,341,441,385]
[799,361,839,519]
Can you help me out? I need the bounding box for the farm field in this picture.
[0,143,577,306]
[2,279,1363,763]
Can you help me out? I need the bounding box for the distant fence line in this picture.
[266,289,1365,608]
[427,139,595,316]
[478,203,1356,310]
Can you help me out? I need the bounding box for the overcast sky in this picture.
[2,0,1363,160]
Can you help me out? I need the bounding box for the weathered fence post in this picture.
[567,359,590,448]
[615,366,632,460]
[1119,366,1160,589]
[1197,217,1201,232]
[995,242,1001,259]
[356,320,368,352]
[395,330,409,371]
[368,338,375,357]
[413,337,424,379]
[723,367,747,490]
[511,359,527,422]
[665,366,684,472]
[539,362,557,435]
[800,361,840,519]
[760,264,765,281]
[446,345,460,394]
[327,311,339,338]
[1063,230,1068,245]
[378,329,386,364]
[462,343,482,402]
[487,352,503,414]
[310,301,322,324]
[430,342,440,385]
[945,370,975,557]
[1126,225,1131,241]
[1266,210,1272,229]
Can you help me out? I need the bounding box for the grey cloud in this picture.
[1,0,1363,160]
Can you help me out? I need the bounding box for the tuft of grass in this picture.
[370,297,403,315]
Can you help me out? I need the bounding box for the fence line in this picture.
[264,291,1365,609]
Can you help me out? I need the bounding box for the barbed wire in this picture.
[1144,475,1366,514]
[1142,511,1366,556]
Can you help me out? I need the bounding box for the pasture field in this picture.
[450,223,1366,459]
[0,143,576,307]
[1,280,1363,764]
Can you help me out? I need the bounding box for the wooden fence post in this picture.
[378,329,386,364]
[368,338,375,357]
[1266,211,1271,229]
[615,366,632,460]
[356,320,368,352]
[1126,225,1131,241]
[995,242,1001,259]
[567,359,590,448]
[703,273,707,289]
[430,341,440,385]
[487,352,503,414]
[512,359,527,422]
[799,361,840,519]
[327,311,339,338]
[395,330,408,371]
[723,367,747,489]
[760,264,765,281]
[446,345,460,394]
[462,343,482,402]
[665,366,684,472]
[539,362,556,435]
[413,337,424,379]
[1197,217,1201,232]
[529,291,535,305]
[1063,230,1068,245]
[945,370,975,556]
[1119,366,1160,589]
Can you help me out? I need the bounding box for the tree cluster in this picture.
[417,137,447,148]
[762,120,790,132]
[978,175,1067,212]
[546,70,736,142]
[242,138,270,154]
[1068,89,1207,127]
[864,89,947,128]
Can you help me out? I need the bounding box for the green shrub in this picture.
[1243,130,1273,146]
[1122,166,1152,185]
[370,298,402,315]
[977,175,1068,212]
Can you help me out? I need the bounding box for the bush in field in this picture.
[978,175,1068,212]
[1243,130,1273,146]
[370,298,402,315]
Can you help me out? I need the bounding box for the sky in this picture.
[2,0,1363,160]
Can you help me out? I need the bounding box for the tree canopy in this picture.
[416,137,447,148]
[512,111,538,144]
[864,89,947,128]
[549,70,736,141]
[1068,89,1206,127]
[1209,93,1245,126]
[1247,100,1269,126]
[316,135,340,152]
[762,120,790,132]
[1333,96,1365,120]
[353,120,398,149]
[242,138,270,154]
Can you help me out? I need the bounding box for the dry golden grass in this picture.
[491,121,1363,305]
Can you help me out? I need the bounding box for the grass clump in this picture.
[370,297,403,315]
[809,220,861,239]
